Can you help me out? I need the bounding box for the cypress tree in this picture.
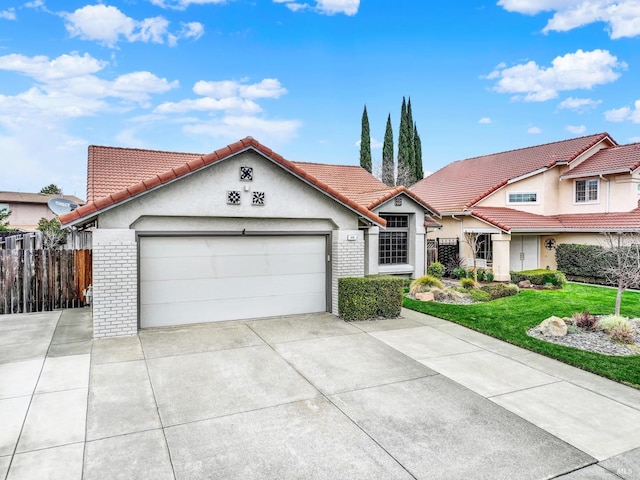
[382,114,395,186]
[359,105,372,173]
[396,97,412,186]
[406,98,416,182]
[414,123,423,180]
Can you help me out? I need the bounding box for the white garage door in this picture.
[139,235,327,328]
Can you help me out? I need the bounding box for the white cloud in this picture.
[0,8,16,20]
[528,126,542,134]
[274,0,359,15]
[24,0,45,8]
[479,117,492,123]
[63,4,204,48]
[193,78,287,99]
[605,100,640,123]
[184,116,301,143]
[498,0,640,39]
[149,0,229,10]
[629,136,640,142]
[0,52,178,121]
[156,97,262,113]
[557,96,602,112]
[566,124,587,134]
[487,49,626,101]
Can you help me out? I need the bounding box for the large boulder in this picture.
[538,316,567,337]
[415,292,435,302]
[518,280,532,289]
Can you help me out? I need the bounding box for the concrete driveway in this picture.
[1,308,640,479]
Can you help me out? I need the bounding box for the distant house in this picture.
[0,191,84,232]
[61,138,438,337]
[411,132,640,281]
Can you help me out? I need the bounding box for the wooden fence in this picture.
[0,230,92,250]
[0,249,92,314]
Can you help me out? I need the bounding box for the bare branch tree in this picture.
[463,231,482,283]
[602,232,640,316]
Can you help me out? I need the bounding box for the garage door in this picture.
[139,235,327,328]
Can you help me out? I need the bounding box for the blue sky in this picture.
[1,0,640,199]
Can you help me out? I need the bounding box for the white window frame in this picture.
[574,178,599,204]
[506,191,539,205]
[378,214,409,266]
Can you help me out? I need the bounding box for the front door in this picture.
[509,235,538,272]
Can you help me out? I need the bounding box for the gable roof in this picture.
[560,142,640,179]
[469,206,640,233]
[411,133,614,213]
[61,137,436,228]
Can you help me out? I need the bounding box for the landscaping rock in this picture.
[518,280,532,289]
[538,316,568,337]
[415,292,435,302]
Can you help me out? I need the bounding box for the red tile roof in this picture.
[560,142,640,179]
[411,133,614,212]
[62,138,436,227]
[470,206,640,233]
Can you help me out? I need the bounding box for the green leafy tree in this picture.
[0,207,11,231]
[37,217,69,249]
[382,114,395,186]
[40,184,63,195]
[414,123,423,180]
[359,105,372,173]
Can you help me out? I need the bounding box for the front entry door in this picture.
[509,236,538,272]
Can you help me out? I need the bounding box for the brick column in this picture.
[92,229,138,338]
[331,230,365,315]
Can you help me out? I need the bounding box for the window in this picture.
[508,192,537,204]
[476,234,492,261]
[379,215,408,265]
[575,179,599,203]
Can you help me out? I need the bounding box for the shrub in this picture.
[510,269,567,286]
[476,269,486,282]
[338,276,403,321]
[433,288,470,304]
[427,262,445,279]
[452,267,467,279]
[609,323,637,344]
[480,283,519,300]
[460,278,476,290]
[597,315,632,332]
[485,271,494,283]
[555,243,613,282]
[409,275,445,295]
[572,310,598,331]
[469,289,491,303]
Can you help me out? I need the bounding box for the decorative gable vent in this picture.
[252,191,265,206]
[227,190,241,205]
[395,197,403,206]
[240,166,253,181]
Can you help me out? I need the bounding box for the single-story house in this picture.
[61,137,438,338]
[0,191,84,231]
[411,132,640,281]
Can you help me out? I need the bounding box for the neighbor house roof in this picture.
[469,206,640,233]
[560,142,640,179]
[0,191,84,205]
[411,133,614,213]
[61,137,436,228]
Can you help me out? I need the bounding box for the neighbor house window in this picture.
[508,192,537,204]
[575,179,599,203]
[379,215,408,265]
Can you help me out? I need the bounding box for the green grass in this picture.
[403,283,640,388]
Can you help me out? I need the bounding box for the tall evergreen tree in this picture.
[382,114,395,186]
[406,98,416,181]
[359,105,372,173]
[414,123,423,180]
[396,97,412,186]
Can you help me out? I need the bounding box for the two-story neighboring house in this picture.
[411,133,640,281]
[0,191,85,231]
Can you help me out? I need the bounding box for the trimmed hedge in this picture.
[338,275,404,321]
[510,269,567,286]
[555,243,612,284]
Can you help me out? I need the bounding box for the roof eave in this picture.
[560,168,632,180]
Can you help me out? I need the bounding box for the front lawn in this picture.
[403,283,640,388]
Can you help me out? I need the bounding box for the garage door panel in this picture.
[140,272,326,306]
[139,235,327,328]
[140,252,325,282]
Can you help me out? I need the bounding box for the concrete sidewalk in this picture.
[0,307,639,479]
